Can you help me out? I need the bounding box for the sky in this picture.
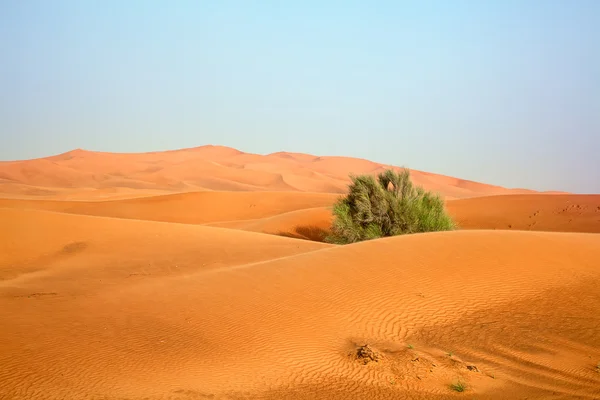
[1,0,599,193]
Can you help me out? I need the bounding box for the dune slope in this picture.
[1,217,599,399]
[2,193,598,242]
[0,191,339,225]
[207,194,600,239]
[447,194,600,233]
[0,208,331,287]
[206,206,334,241]
[0,145,553,200]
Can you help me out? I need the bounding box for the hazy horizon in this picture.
[2,1,599,193]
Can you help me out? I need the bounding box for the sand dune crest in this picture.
[0,145,560,200]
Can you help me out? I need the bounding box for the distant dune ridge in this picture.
[0,145,561,200]
[1,145,599,399]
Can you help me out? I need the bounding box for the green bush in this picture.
[325,168,455,244]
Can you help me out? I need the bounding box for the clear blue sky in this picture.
[1,1,598,193]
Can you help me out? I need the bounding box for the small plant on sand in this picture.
[407,344,414,349]
[447,351,453,357]
[450,380,467,392]
[325,168,455,244]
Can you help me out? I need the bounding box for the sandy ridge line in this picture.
[202,206,331,226]
[151,229,600,280]
[0,206,330,235]
[0,189,342,204]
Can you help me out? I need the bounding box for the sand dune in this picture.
[1,211,599,399]
[0,191,339,225]
[0,207,331,290]
[2,191,598,241]
[1,145,598,399]
[207,206,334,241]
[447,194,600,233]
[205,193,600,238]
[0,145,555,200]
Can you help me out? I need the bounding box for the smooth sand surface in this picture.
[0,191,339,225]
[1,146,599,399]
[207,207,335,241]
[447,194,600,233]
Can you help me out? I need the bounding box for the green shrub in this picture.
[449,380,467,392]
[325,168,455,244]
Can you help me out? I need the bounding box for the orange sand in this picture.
[1,145,599,399]
[0,191,339,225]
[0,145,555,200]
[447,194,600,233]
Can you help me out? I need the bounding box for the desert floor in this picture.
[1,146,599,399]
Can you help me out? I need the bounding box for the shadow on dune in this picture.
[277,225,329,242]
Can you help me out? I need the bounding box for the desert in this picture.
[1,145,599,399]
[3,1,599,398]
